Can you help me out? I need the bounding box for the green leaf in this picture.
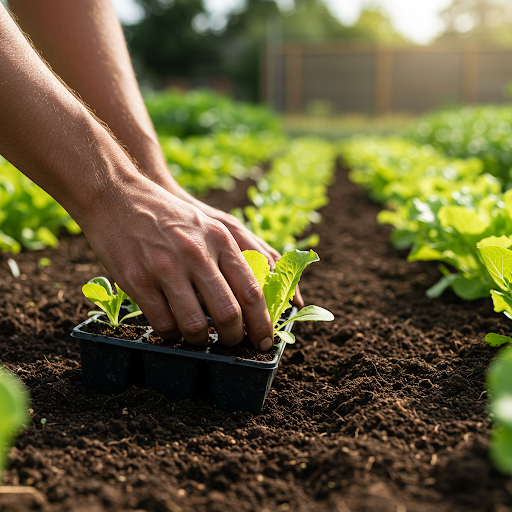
[493,395,512,430]
[491,290,512,318]
[479,246,512,292]
[88,276,113,296]
[490,426,512,475]
[242,250,270,290]
[477,236,512,249]
[82,283,110,306]
[275,330,295,344]
[438,205,489,235]
[0,366,29,481]
[485,333,512,347]
[426,274,459,299]
[488,345,512,402]
[264,249,319,327]
[451,276,492,300]
[279,305,334,330]
[119,310,144,324]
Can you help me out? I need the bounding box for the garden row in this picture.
[341,104,512,476]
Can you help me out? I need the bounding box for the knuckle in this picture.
[180,317,208,337]
[215,302,241,326]
[209,220,235,245]
[241,279,265,305]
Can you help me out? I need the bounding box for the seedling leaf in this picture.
[278,305,334,330]
[478,245,512,293]
[275,330,295,344]
[485,333,512,347]
[242,250,270,290]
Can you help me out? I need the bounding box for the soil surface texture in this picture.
[1,166,512,512]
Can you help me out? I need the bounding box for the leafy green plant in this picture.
[145,89,283,139]
[82,277,142,328]
[234,139,335,253]
[0,157,80,253]
[487,344,512,474]
[412,105,512,187]
[242,249,334,344]
[0,366,29,482]
[478,241,512,346]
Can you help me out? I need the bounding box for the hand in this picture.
[81,176,275,351]
[171,188,305,309]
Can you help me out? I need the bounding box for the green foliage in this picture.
[242,249,334,344]
[0,366,29,482]
[411,106,512,187]
[161,131,285,195]
[82,277,142,329]
[125,0,220,85]
[145,89,282,139]
[0,157,80,253]
[487,345,512,475]
[234,138,334,253]
[341,136,510,299]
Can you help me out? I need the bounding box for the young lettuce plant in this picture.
[82,277,142,328]
[242,249,334,344]
[0,365,29,482]
[476,238,512,347]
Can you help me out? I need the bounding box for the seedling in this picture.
[0,366,29,482]
[477,241,512,346]
[242,249,334,344]
[82,276,142,328]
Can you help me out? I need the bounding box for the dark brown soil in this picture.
[1,166,512,512]
[82,322,148,341]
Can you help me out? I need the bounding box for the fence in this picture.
[262,44,512,115]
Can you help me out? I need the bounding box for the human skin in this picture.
[8,0,303,307]
[0,4,275,351]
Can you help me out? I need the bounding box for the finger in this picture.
[194,268,245,347]
[130,289,182,341]
[219,251,273,352]
[292,284,304,308]
[160,277,210,345]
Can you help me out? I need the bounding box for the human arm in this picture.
[0,4,274,350]
[7,0,304,308]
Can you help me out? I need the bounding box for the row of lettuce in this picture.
[341,104,512,476]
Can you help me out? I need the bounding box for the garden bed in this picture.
[1,166,511,511]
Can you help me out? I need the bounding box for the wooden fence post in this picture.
[285,47,303,114]
[375,47,393,115]
[463,44,480,104]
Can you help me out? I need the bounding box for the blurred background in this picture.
[113,0,512,136]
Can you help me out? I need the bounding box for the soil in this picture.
[1,165,512,512]
[82,322,148,341]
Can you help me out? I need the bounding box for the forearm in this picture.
[0,5,142,227]
[8,0,180,194]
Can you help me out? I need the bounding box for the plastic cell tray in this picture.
[71,307,297,413]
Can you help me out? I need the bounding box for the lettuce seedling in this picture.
[477,242,512,346]
[242,249,334,344]
[0,365,29,482]
[82,276,142,328]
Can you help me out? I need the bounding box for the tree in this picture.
[437,0,512,45]
[126,0,221,85]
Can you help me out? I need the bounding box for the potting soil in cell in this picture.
[0,169,509,512]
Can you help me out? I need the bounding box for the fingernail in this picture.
[259,337,273,352]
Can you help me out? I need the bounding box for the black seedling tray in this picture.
[71,308,297,413]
